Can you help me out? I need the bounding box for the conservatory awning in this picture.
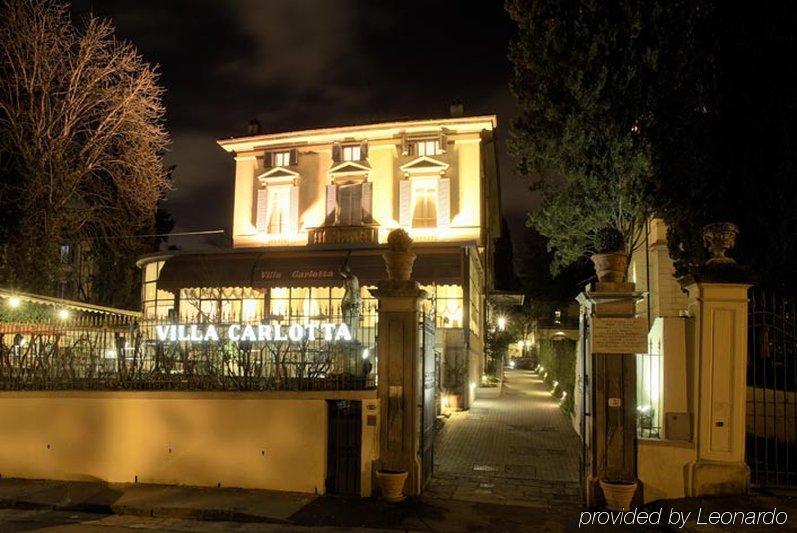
[156,246,465,291]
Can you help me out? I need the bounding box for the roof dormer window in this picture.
[342,144,361,162]
[274,151,291,167]
[415,139,440,157]
[333,141,368,163]
[265,149,297,168]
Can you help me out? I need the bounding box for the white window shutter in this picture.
[326,184,337,225]
[438,132,448,153]
[255,188,268,232]
[437,177,451,227]
[332,142,342,163]
[399,179,411,227]
[290,148,298,165]
[361,181,373,223]
[289,185,300,232]
[360,141,368,160]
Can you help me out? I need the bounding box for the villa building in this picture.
[137,114,502,407]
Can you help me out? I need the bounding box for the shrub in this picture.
[537,338,576,415]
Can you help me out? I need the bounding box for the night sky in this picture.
[70,0,534,263]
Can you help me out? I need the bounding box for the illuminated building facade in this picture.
[137,115,501,405]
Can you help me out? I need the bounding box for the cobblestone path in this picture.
[428,369,582,508]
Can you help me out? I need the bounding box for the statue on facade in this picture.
[340,262,361,338]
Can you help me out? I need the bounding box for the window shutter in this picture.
[290,148,298,165]
[399,179,411,227]
[264,151,273,168]
[437,177,451,227]
[438,132,448,154]
[255,188,268,232]
[289,185,300,232]
[332,142,342,163]
[360,141,368,160]
[361,181,373,223]
[326,184,337,225]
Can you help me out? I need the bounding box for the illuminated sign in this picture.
[155,322,353,343]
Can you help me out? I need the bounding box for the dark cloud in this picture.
[69,0,535,254]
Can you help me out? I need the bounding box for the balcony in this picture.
[308,225,379,246]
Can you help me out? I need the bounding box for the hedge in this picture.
[537,338,576,415]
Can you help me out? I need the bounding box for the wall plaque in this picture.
[591,317,648,354]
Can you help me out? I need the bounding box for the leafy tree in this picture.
[645,2,797,291]
[507,0,659,275]
[0,0,170,303]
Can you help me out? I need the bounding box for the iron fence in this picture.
[747,289,797,488]
[0,310,377,392]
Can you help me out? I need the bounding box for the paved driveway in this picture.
[429,369,581,507]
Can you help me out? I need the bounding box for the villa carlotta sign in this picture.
[155,322,353,343]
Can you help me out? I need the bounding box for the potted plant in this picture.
[444,355,466,410]
[599,479,638,511]
[591,227,627,283]
[375,468,408,502]
[383,228,416,281]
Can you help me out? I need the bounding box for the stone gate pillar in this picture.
[370,229,428,496]
[682,268,751,496]
[583,281,645,507]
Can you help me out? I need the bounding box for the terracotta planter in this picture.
[702,222,739,265]
[376,469,408,502]
[447,393,463,410]
[599,480,637,511]
[591,252,628,283]
[383,250,417,281]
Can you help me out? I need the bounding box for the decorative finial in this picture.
[702,222,739,265]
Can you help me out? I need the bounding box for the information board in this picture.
[591,317,648,354]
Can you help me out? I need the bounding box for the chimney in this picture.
[449,101,464,118]
[247,118,261,135]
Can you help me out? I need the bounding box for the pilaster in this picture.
[683,272,751,496]
[371,280,428,496]
[583,282,645,507]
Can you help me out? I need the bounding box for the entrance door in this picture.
[420,314,437,489]
[326,400,362,495]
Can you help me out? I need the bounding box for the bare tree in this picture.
[0,0,170,296]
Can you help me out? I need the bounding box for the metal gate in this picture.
[419,313,437,490]
[747,289,797,488]
[326,400,362,495]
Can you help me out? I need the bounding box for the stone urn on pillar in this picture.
[590,227,628,283]
[702,222,739,265]
[383,228,416,281]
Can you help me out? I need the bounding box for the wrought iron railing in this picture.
[747,289,797,488]
[0,310,377,392]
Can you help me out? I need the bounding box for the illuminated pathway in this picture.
[429,368,581,507]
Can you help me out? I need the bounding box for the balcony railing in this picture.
[308,225,379,246]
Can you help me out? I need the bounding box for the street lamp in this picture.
[57,308,70,320]
[497,316,507,331]
[7,296,21,309]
